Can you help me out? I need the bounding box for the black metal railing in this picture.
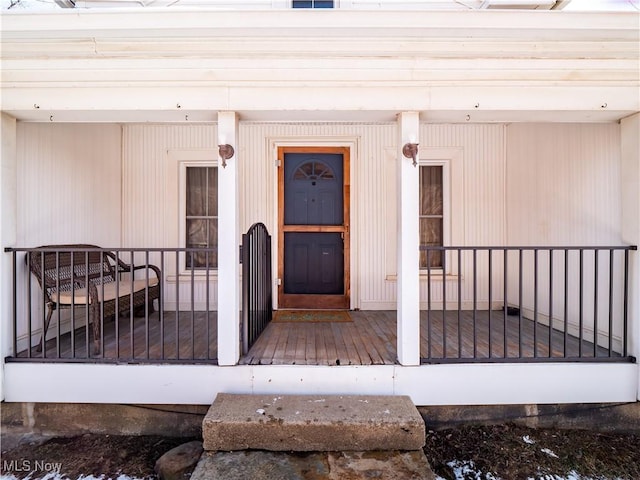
[4,246,218,363]
[241,223,273,355]
[4,244,635,366]
[419,245,637,364]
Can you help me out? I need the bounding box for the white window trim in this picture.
[178,158,218,277]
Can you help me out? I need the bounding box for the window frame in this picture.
[419,160,451,273]
[178,160,218,275]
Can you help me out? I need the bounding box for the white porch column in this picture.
[620,113,640,400]
[217,111,240,366]
[1,113,17,400]
[396,112,420,366]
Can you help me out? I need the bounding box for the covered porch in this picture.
[1,7,639,405]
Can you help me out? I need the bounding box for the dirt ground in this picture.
[0,435,195,479]
[423,423,640,479]
[1,424,639,479]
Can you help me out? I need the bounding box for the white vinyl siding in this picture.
[14,122,622,314]
[121,127,218,309]
[506,123,623,343]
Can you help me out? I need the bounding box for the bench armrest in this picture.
[104,252,162,281]
[130,263,162,281]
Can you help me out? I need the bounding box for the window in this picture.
[293,160,336,180]
[419,165,444,269]
[184,165,218,270]
[292,0,334,8]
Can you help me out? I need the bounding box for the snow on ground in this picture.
[441,460,502,480]
[541,448,560,459]
[433,462,627,480]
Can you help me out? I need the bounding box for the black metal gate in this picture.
[242,223,273,354]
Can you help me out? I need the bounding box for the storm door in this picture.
[278,147,350,309]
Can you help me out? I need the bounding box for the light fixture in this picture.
[218,144,235,169]
[402,143,419,167]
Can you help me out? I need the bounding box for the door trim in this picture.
[278,146,350,309]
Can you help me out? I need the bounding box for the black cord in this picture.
[123,404,208,417]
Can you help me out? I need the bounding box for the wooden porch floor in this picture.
[241,311,397,365]
[22,311,218,361]
[18,310,616,364]
[243,310,615,365]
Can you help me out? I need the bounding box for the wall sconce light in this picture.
[402,143,419,167]
[218,144,235,168]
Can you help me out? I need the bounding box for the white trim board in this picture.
[4,362,637,406]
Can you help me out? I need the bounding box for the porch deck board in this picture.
[350,325,374,365]
[305,325,316,364]
[296,323,309,365]
[314,324,328,364]
[331,322,349,364]
[16,310,617,364]
[368,311,399,365]
[321,322,339,365]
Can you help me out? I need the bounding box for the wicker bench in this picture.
[27,245,161,355]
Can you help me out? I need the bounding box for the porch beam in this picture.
[0,113,17,401]
[2,86,637,125]
[396,111,420,366]
[216,111,240,366]
[620,112,640,401]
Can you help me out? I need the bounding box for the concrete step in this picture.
[202,393,426,452]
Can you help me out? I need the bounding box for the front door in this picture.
[278,147,350,309]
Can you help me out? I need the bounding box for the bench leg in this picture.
[37,306,54,353]
[134,299,156,317]
[91,304,101,356]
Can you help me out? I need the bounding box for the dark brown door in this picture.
[278,147,350,309]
